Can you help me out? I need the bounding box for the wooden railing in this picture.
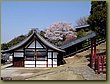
[91,52,106,74]
[95,53,106,74]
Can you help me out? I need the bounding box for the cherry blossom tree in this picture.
[45,22,77,46]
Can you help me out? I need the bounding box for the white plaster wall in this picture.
[14,52,23,57]
[28,41,35,48]
[36,65,47,67]
[53,52,58,58]
[25,65,35,67]
[48,64,52,67]
[36,61,47,64]
[36,40,43,48]
[53,59,57,64]
[48,59,52,64]
[53,64,57,67]
[48,52,52,58]
[25,61,35,64]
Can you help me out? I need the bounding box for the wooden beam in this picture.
[91,38,94,68]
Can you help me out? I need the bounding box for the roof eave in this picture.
[1,31,35,53]
[61,32,96,49]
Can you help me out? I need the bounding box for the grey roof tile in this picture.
[60,32,96,49]
[2,30,65,53]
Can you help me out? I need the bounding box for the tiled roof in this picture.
[2,30,65,53]
[60,32,96,49]
[74,24,90,29]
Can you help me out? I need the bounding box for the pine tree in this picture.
[87,1,107,37]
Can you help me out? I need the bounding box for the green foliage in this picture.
[77,29,86,38]
[1,43,9,50]
[1,35,27,50]
[40,30,46,39]
[77,29,92,39]
[87,1,107,37]
[82,40,90,48]
[27,29,33,36]
[1,29,46,50]
[8,35,26,45]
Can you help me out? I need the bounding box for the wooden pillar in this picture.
[97,56,100,74]
[46,48,48,68]
[101,55,104,73]
[94,38,96,69]
[23,48,25,67]
[90,38,96,69]
[12,52,14,67]
[35,40,36,68]
[52,52,53,68]
[91,38,94,68]
[94,39,96,59]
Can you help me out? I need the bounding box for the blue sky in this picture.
[1,1,91,43]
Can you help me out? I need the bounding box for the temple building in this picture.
[2,30,65,68]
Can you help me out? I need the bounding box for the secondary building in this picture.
[2,29,65,68]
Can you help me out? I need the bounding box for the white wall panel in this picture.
[28,41,35,48]
[36,61,47,64]
[36,40,43,48]
[36,65,47,67]
[25,65,35,67]
[53,52,58,58]
[25,61,35,64]
[48,52,52,58]
[48,59,52,64]
[48,64,52,67]
[53,64,57,67]
[53,59,57,64]
[14,52,23,57]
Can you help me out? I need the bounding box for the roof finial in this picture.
[32,28,39,33]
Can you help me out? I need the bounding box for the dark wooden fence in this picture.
[95,53,106,74]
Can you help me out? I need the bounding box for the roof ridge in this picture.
[35,31,65,52]
[60,31,96,49]
[2,29,65,53]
